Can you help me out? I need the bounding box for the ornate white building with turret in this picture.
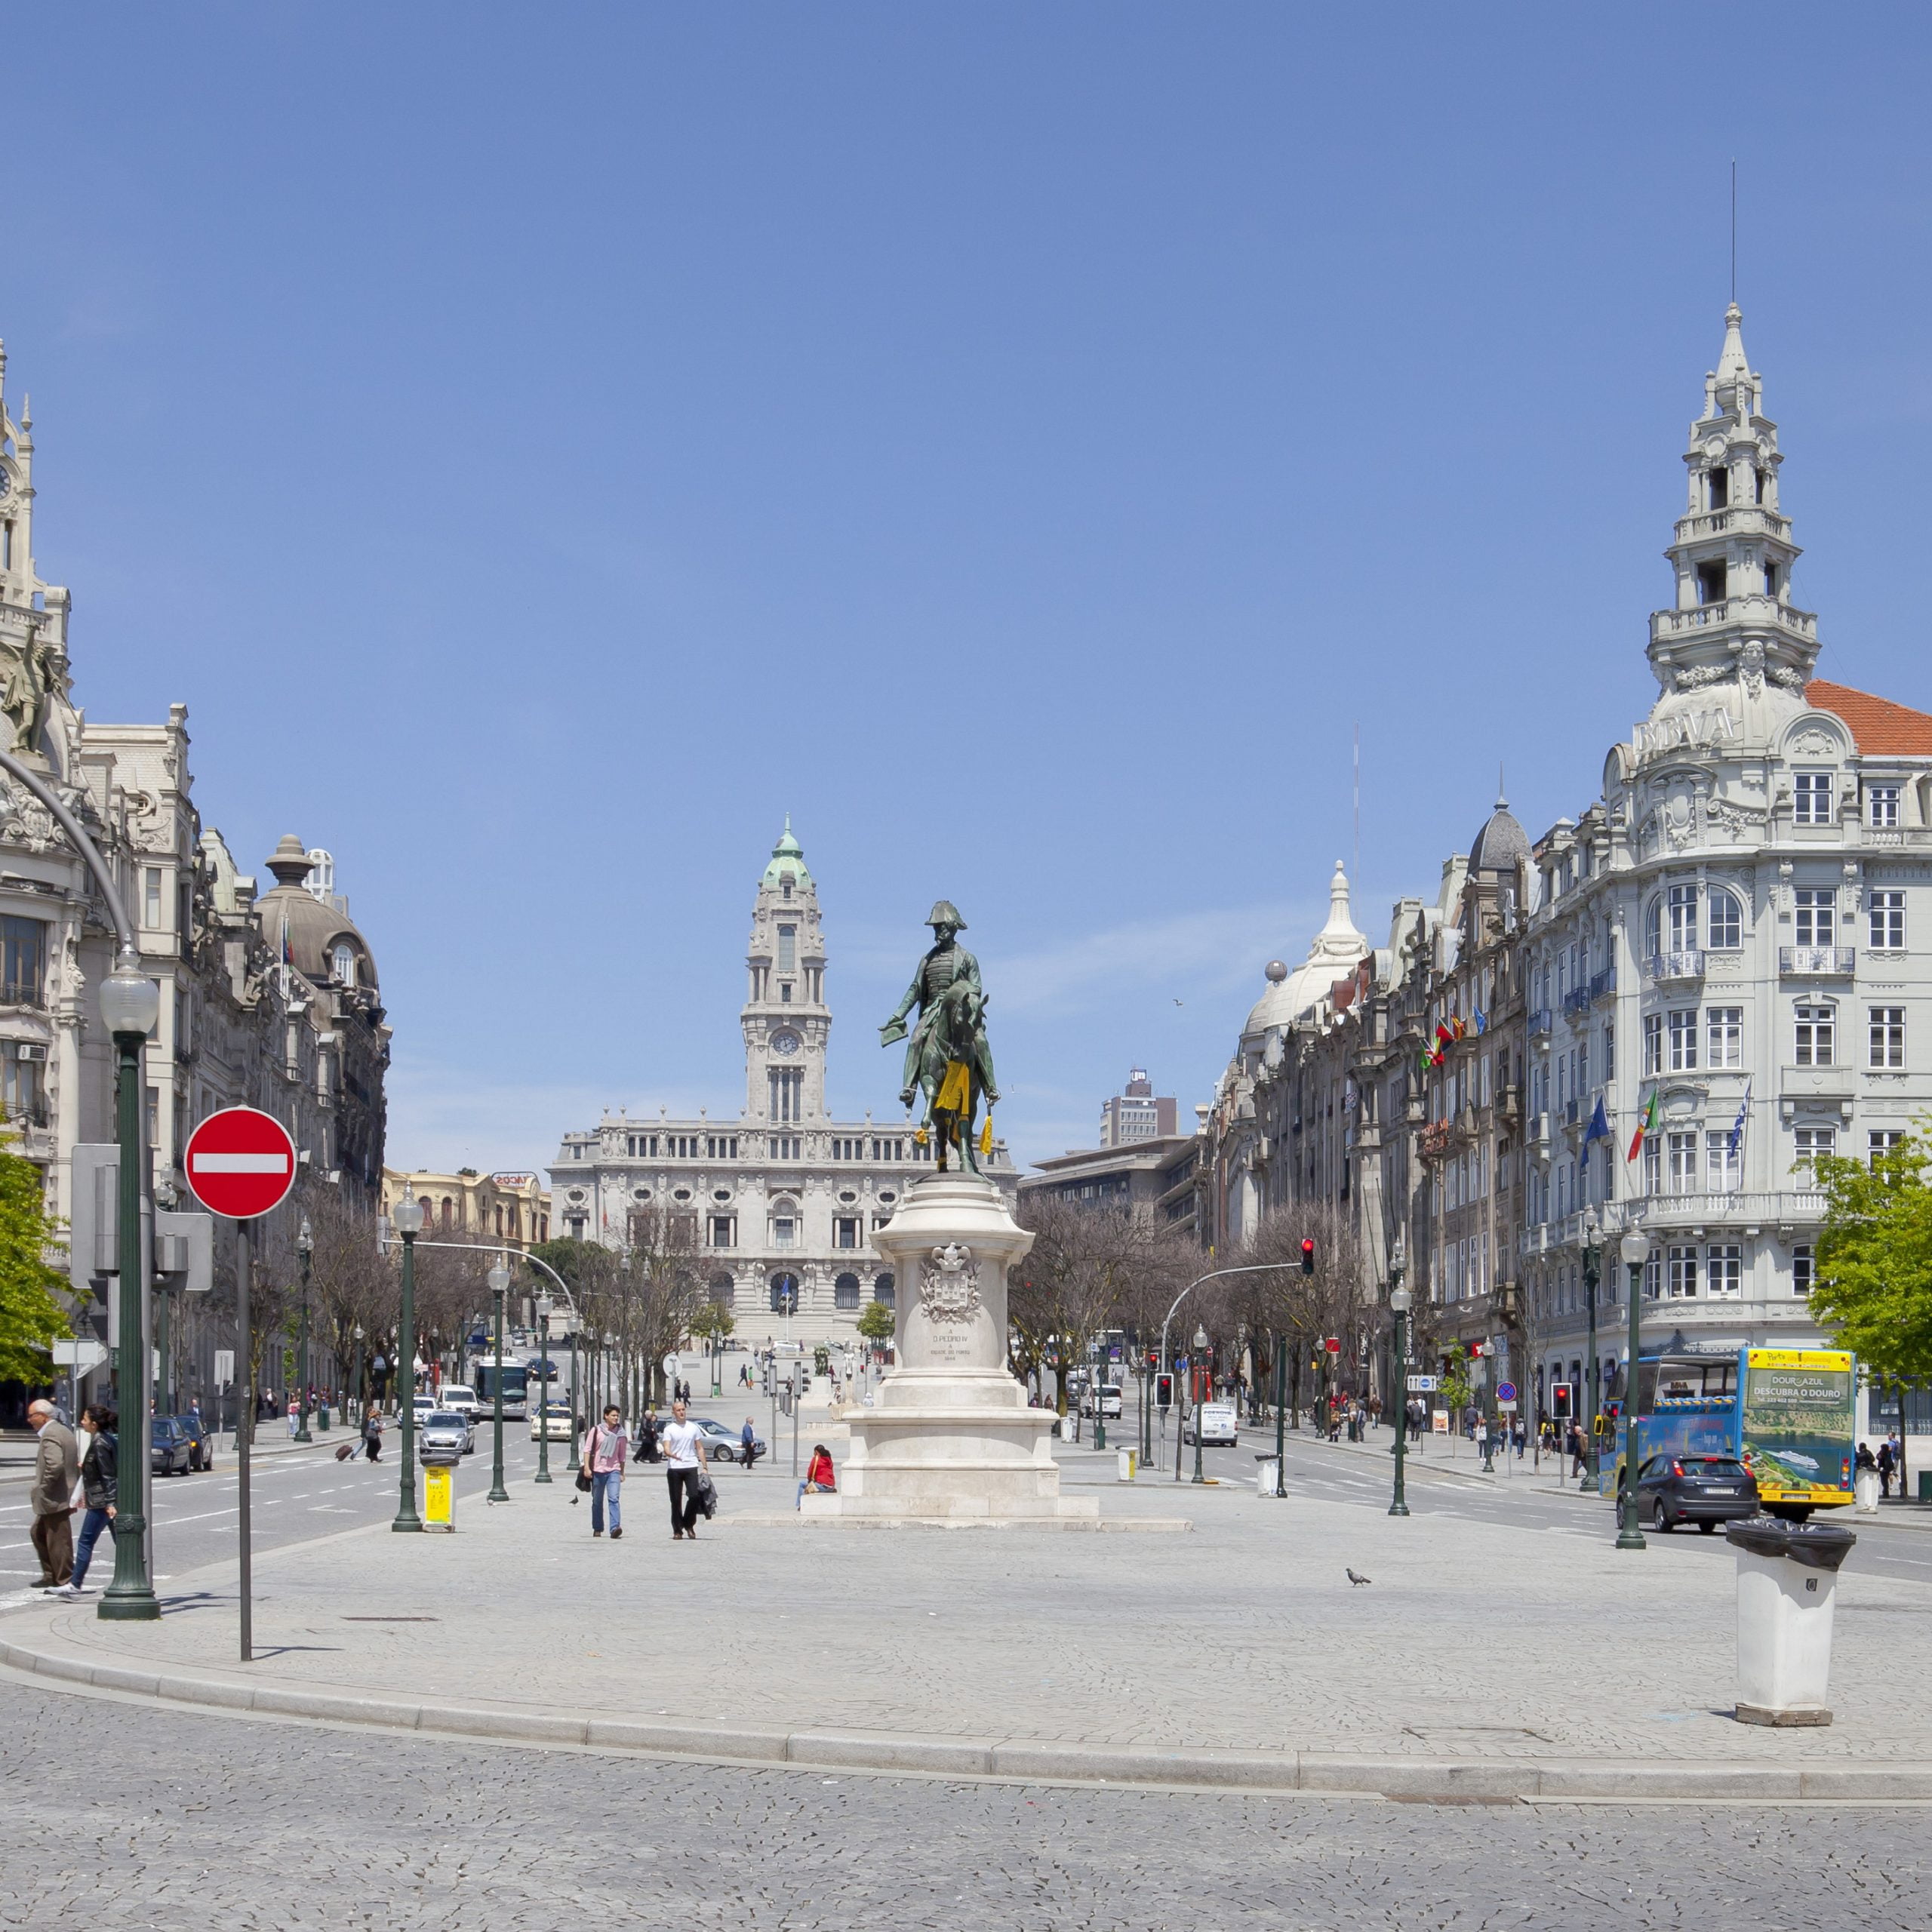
[1194,303,1932,1435]
[548,824,1015,1346]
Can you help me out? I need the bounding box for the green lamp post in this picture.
[1580,1210,1602,1495]
[1190,1325,1208,1484]
[1092,1340,1107,1454]
[1389,1234,1411,1518]
[488,1259,511,1503]
[390,1189,424,1531]
[1616,1228,1649,1551]
[533,1293,554,1484]
[98,949,162,1622]
[294,1216,314,1444]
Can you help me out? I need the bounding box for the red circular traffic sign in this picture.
[183,1106,298,1220]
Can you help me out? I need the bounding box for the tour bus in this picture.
[1610,1346,1855,1521]
[472,1360,530,1421]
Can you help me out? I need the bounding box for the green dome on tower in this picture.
[761,816,813,890]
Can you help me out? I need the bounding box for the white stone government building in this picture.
[548,824,1014,1346]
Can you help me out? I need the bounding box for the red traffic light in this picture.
[1300,1238,1315,1276]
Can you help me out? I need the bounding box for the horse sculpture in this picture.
[910,983,994,1176]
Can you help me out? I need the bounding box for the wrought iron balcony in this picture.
[1527,1007,1552,1036]
[1779,946,1856,976]
[1589,966,1617,1003]
[1646,950,1705,984]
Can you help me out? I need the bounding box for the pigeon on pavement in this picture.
[1346,1568,1371,1586]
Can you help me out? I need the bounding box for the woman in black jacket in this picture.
[60,1404,118,1598]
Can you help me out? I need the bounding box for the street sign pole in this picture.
[235,1215,254,1662]
[180,1108,298,1664]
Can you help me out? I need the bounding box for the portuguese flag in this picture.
[1626,1088,1659,1162]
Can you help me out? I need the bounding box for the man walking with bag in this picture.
[663,1398,707,1540]
[26,1398,80,1590]
[582,1404,629,1539]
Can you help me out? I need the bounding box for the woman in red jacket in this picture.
[795,1444,835,1509]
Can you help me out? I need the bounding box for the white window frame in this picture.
[1869,1006,1906,1069]
[1869,890,1906,952]
[1706,1006,1743,1069]
[1793,771,1834,826]
[1794,1003,1835,1067]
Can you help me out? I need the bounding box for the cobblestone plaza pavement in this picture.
[2,1674,1928,1932]
[8,1455,1932,1797]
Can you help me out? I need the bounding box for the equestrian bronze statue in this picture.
[879,901,999,1175]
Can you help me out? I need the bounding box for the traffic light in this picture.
[1300,1238,1315,1276]
[1551,1383,1573,1420]
[1154,1372,1174,1411]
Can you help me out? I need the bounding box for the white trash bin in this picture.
[1255,1457,1281,1499]
[1724,1518,1857,1725]
[1117,1448,1137,1483]
[1855,1468,1881,1514]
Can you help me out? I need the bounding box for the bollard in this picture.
[1725,1517,1856,1724]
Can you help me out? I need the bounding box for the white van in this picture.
[1185,1401,1239,1447]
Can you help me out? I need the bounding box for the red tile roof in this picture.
[1805,679,1932,755]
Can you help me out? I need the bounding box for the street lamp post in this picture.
[488,1260,511,1503]
[1617,1229,1649,1551]
[1190,1325,1208,1485]
[1389,1235,1411,1518]
[98,951,162,1621]
[1093,1340,1106,1454]
[294,1217,314,1444]
[534,1294,554,1484]
[1581,1211,1602,1495]
[390,1191,424,1531]
[353,1322,365,1433]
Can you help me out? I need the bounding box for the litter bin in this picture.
[1724,1517,1857,1725]
[1116,1448,1137,1483]
[1255,1455,1281,1499]
[1855,1468,1880,1513]
[1919,1469,1932,1504]
[317,1404,331,1432]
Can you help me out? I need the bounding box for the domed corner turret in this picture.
[256,832,379,995]
[1467,794,1531,876]
[1242,863,1368,1039]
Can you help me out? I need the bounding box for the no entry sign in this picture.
[183,1107,297,1220]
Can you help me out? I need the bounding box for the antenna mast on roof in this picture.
[1730,158,1737,304]
[1352,721,1361,896]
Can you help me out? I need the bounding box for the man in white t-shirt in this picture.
[662,1398,708,1540]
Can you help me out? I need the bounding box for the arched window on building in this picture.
[440,1197,454,1229]
[770,1272,800,1315]
[709,1272,736,1309]
[331,940,358,987]
[834,1272,862,1310]
[1706,886,1743,949]
[873,1272,895,1309]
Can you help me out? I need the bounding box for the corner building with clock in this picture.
[547,823,1015,1347]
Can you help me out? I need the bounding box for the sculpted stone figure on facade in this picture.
[0,617,61,759]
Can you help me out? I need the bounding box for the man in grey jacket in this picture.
[26,1398,80,1589]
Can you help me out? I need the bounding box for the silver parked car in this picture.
[417,1410,476,1463]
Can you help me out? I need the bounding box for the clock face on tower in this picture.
[770,1029,801,1057]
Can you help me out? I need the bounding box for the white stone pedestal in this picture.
[801,1172,1097,1523]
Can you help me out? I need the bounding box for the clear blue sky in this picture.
[5,7,1930,1171]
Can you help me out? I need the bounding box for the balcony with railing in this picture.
[1589,965,1617,1003]
[1560,986,1591,1021]
[1645,950,1705,985]
[1632,1189,1826,1230]
[1779,946,1856,977]
[1649,593,1817,644]
[0,979,45,1010]
[1527,1007,1552,1037]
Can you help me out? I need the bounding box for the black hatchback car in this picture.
[150,1417,194,1478]
[165,1414,216,1472]
[1633,1453,1758,1533]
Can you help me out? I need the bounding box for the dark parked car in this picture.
[164,1414,216,1472]
[150,1417,194,1478]
[1634,1453,1758,1533]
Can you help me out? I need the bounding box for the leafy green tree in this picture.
[855,1298,896,1347]
[1810,1119,1932,1395]
[0,1137,71,1383]
[688,1299,736,1346]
